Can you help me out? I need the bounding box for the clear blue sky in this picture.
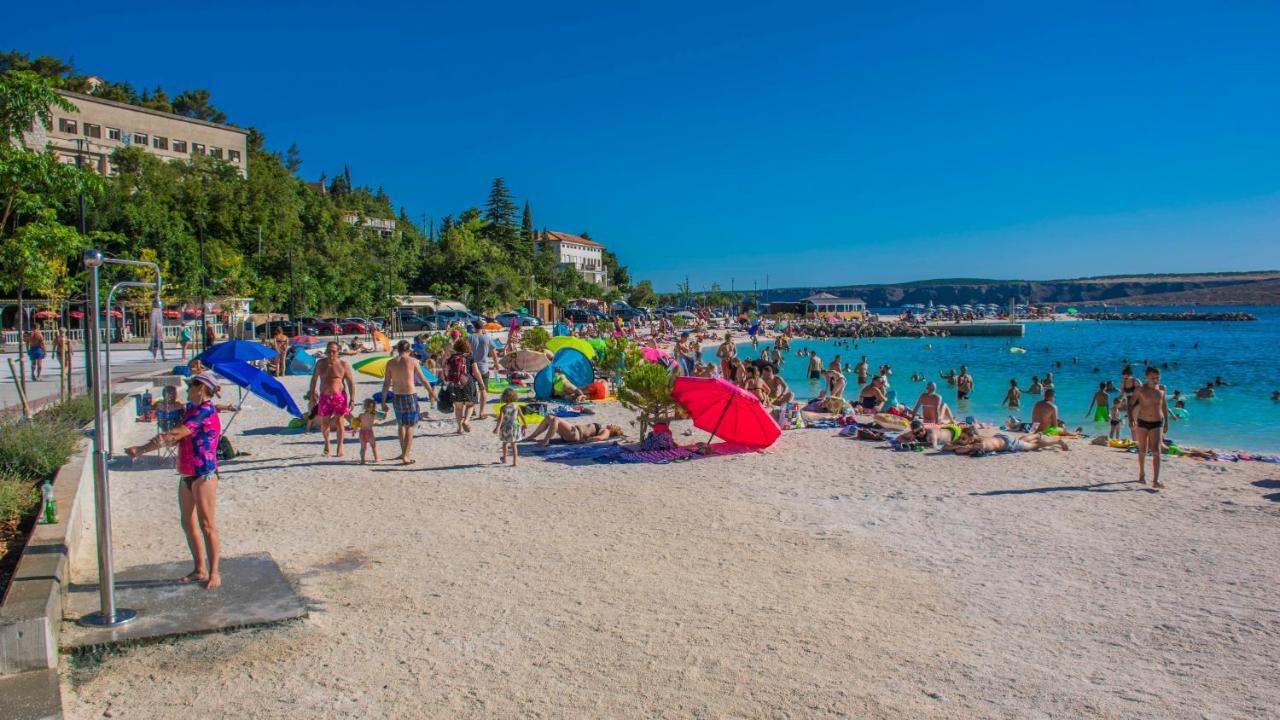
[11,1,1280,291]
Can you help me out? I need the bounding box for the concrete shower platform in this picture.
[61,552,305,649]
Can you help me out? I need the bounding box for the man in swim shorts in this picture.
[955,365,974,401]
[310,341,356,457]
[382,340,436,465]
[1129,366,1171,489]
[26,326,46,381]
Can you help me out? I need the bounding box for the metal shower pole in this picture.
[78,249,138,628]
[104,281,160,455]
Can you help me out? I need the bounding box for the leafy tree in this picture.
[521,326,550,351]
[628,279,658,307]
[140,87,173,113]
[172,89,228,124]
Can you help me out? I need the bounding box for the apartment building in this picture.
[536,230,607,286]
[20,90,249,177]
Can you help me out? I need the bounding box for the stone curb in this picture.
[0,382,157,676]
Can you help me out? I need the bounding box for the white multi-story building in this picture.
[20,89,249,178]
[536,230,607,286]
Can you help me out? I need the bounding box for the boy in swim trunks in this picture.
[310,341,357,457]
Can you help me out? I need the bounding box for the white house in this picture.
[536,230,607,286]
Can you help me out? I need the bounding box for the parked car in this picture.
[495,312,541,327]
[565,308,601,324]
[395,313,434,331]
[262,320,300,337]
[339,318,370,334]
[309,318,341,335]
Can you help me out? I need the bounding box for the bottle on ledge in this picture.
[42,480,57,524]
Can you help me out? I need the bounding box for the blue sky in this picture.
[10,1,1280,291]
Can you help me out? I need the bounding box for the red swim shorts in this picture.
[318,392,348,417]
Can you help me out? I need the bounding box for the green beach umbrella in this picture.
[545,335,597,360]
[1067,307,1079,315]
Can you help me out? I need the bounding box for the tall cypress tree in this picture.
[521,200,534,242]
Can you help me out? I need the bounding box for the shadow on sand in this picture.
[970,480,1150,496]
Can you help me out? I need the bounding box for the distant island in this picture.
[761,272,1280,307]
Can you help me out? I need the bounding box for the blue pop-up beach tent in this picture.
[534,348,594,400]
[286,349,317,375]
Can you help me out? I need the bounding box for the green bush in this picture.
[0,472,38,526]
[38,395,98,428]
[521,326,550,352]
[616,361,681,438]
[0,418,79,481]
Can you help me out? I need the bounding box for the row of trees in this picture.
[1,52,642,327]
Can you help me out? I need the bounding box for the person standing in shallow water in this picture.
[956,365,974,401]
[1129,366,1172,489]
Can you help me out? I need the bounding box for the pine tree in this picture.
[521,201,534,242]
[485,178,519,227]
[285,143,302,173]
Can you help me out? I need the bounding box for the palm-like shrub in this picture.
[616,361,681,438]
[522,326,550,351]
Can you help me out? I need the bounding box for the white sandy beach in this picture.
[60,370,1280,720]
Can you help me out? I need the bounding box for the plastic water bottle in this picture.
[41,481,56,524]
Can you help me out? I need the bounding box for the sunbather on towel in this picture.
[522,417,625,446]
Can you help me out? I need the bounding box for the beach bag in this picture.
[216,435,239,460]
[444,354,468,386]
[437,386,454,413]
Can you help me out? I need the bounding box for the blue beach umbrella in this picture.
[200,340,278,364]
[533,348,594,400]
[212,361,302,417]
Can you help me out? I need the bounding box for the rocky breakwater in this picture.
[791,320,942,338]
[1078,311,1256,321]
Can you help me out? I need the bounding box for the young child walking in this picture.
[357,398,380,464]
[494,388,521,466]
[1108,397,1123,440]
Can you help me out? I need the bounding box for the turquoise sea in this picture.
[704,306,1280,453]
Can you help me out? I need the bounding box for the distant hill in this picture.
[763,272,1280,307]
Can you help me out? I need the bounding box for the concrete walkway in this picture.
[0,343,184,415]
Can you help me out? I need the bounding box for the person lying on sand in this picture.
[522,417,625,446]
[944,427,1070,455]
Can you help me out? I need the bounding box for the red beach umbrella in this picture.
[163,309,182,319]
[183,308,200,317]
[33,309,60,320]
[672,376,780,448]
[641,347,672,364]
[69,310,85,319]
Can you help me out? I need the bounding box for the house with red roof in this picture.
[535,230,607,286]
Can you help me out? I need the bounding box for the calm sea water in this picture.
[703,306,1280,452]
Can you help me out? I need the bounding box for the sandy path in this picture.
[60,371,1280,719]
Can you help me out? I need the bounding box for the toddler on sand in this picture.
[358,398,379,464]
[494,388,521,467]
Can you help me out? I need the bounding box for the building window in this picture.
[228,149,241,163]
[107,127,120,141]
[83,123,101,139]
[172,139,187,153]
[210,147,223,159]
[153,136,168,150]
[193,143,205,155]
[58,118,77,133]
[131,132,148,147]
